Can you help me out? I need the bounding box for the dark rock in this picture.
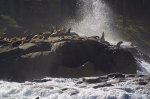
[83,77,101,84]
[0,35,137,81]
[61,88,79,96]
[93,49,137,74]
[31,78,52,83]
[51,39,107,68]
[78,61,95,76]
[125,74,136,78]
[10,40,22,47]
[107,73,125,78]
[0,47,23,59]
[35,97,40,99]
[17,51,62,80]
[120,88,134,93]
[70,91,79,95]
[137,75,145,77]
[93,83,113,88]
[76,81,83,84]
[138,81,148,85]
[0,51,62,81]
[61,88,68,91]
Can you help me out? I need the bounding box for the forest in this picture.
[0,0,150,35]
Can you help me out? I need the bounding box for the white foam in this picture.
[137,60,150,75]
[67,0,122,43]
[0,77,150,99]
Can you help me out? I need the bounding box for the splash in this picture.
[69,0,121,42]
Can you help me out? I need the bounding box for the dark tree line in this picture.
[0,0,77,32]
[105,0,150,19]
[0,0,150,31]
[104,0,150,27]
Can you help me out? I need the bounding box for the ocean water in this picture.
[0,76,150,99]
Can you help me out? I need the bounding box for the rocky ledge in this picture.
[0,28,137,81]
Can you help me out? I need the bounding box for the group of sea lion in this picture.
[0,26,78,47]
[88,32,123,48]
[99,32,123,49]
[0,25,126,49]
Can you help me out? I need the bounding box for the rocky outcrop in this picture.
[0,32,137,81]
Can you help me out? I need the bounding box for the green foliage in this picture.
[0,15,18,35]
[0,15,18,28]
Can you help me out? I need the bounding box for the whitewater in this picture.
[0,76,150,99]
[0,0,150,99]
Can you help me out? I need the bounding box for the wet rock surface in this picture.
[0,31,137,81]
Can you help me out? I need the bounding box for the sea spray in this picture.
[68,0,122,43]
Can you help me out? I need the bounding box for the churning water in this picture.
[0,77,150,99]
[70,0,121,42]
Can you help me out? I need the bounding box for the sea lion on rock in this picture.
[98,32,110,45]
[66,28,71,35]
[57,28,66,36]
[10,37,19,42]
[20,39,29,45]
[0,40,10,45]
[21,37,28,41]
[3,37,10,42]
[41,32,51,39]
[100,32,105,42]
[116,41,123,49]
[30,39,41,43]
[32,34,40,40]
[10,40,23,47]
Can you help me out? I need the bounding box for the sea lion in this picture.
[0,40,10,45]
[21,37,27,41]
[42,32,51,38]
[66,28,71,35]
[3,37,10,42]
[32,34,40,40]
[116,41,123,49]
[10,40,22,47]
[100,32,105,42]
[10,37,19,42]
[57,27,66,36]
[20,40,29,45]
[30,37,43,43]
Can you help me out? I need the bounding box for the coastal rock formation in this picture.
[0,31,137,81]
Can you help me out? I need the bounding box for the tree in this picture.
[123,0,127,27]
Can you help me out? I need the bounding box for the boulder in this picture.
[0,36,137,81]
[15,51,62,81]
[0,50,62,81]
[92,49,137,74]
[19,42,52,54]
[51,39,107,68]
